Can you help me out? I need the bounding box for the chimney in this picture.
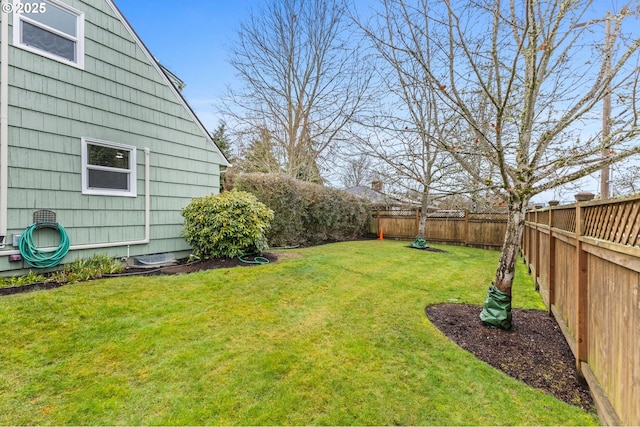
[371,180,383,191]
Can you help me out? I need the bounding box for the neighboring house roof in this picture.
[107,0,230,167]
[344,185,421,208]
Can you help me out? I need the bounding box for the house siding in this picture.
[0,0,225,272]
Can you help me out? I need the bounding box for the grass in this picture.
[0,240,598,425]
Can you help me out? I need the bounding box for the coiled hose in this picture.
[19,223,70,268]
[238,254,270,265]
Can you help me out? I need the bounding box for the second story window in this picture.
[13,0,84,68]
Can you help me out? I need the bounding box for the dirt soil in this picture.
[115,253,281,276]
[426,303,594,411]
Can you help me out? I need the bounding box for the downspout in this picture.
[1,147,151,255]
[0,11,10,248]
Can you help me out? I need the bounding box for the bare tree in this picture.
[348,105,461,238]
[363,0,640,328]
[349,8,466,240]
[612,162,640,195]
[224,0,371,183]
[340,154,375,188]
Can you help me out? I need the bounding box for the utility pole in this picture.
[572,11,614,199]
[601,11,612,199]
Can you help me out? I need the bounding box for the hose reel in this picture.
[18,210,70,268]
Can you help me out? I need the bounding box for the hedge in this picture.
[231,173,370,246]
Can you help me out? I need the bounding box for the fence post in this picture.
[574,192,594,376]
[534,208,541,286]
[548,201,558,310]
[464,210,469,246]
[376,210,380,236]
[524,210,531,267]
[415,209,420,236]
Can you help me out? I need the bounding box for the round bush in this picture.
[181,190,274,259]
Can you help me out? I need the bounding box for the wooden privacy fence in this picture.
[523,194,640,426]
[370,209,507,249]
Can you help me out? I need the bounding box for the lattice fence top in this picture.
[469,212,509,221]
[373,209,417,217]
[537,211,550,225]
[583,199,640,246]
[373,209,511,220]
[552,209,576,233]
[428,210,465,218]
[527,196,640,246]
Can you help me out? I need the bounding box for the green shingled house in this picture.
[0,0,229,273]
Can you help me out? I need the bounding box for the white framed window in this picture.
[13,0,85,68]
[81,138,137,197]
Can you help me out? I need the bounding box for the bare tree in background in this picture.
[225,0,371,183]
[340,154,375,188]
[347,100,461,239]
[349,7,467,240]
[612,162,640,195]
[363,0,640,328]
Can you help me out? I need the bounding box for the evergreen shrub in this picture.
[232,173,370,246]
[181,190,274,259]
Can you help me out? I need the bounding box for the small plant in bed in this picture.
[0,254,124,291]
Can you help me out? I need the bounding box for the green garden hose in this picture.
[238,254,270,265]
[19,223,71,269]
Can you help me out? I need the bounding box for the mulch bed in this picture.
[408,246,447,253]
[426,303,594,411]
[111,252,279,276]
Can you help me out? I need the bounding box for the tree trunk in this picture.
[494,197,529,295]
[480,196,529,329]
[417,214,427,237]
[417,187,430,237]
[409,189,432,249]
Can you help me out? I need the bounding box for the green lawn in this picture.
[0,240,598,425]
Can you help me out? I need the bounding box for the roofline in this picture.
[106,0,231,167]
[159,63,186,91]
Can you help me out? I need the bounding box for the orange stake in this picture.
[378,228,384,240]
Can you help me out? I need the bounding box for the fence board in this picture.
[538,231,550,294]
[555,238,577,343]
[587,253,639,424]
